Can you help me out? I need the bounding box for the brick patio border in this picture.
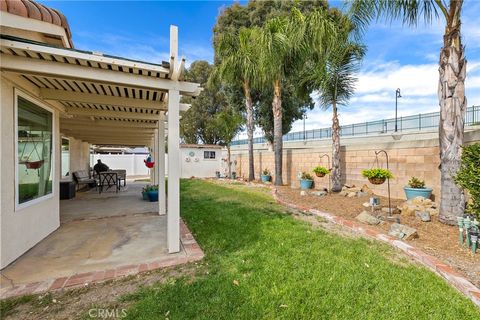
[269,186,480,307]
[0,219,204,300]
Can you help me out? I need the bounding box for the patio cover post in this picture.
[153,129,158,184]
[158,115,166,215]
[167,89,180,253]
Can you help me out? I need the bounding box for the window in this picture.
[204,151,216,159]
[17,96,53,205]
[61,138,70,176]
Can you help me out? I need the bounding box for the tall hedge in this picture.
[455,143,480,218]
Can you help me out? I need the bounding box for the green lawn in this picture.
[123,180,479,319]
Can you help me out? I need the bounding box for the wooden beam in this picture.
[0,37,167,72]
[65,107,160,121]
[40,89,167,110]
[169,25,178,78]
[0,53,201,96]
[61,126,155,134]
[60,118,159,129]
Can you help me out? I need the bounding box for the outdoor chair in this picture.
[72,170,97,191]
[98,171,119,193]
[110,169,127,187]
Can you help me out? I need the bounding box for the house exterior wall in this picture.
[232,128,480,200]
[180,147,222,178]
[1,74,61,268]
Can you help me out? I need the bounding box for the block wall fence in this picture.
[231,128,480,200]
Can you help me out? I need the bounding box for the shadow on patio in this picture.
[0,181,203,298]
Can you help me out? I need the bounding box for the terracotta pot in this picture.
[368,177,386,185]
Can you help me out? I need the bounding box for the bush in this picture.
[313,166,329,175]
[361,168,394,179]
[301,172,314,180]
[262,169,271,176]
[407,177,425,188]
[455,143,480,219]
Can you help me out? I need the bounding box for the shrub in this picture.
[313,166,330,175]
[407,177,425,188]
[301,172,314,180]
[144,185,159,192]
[361,168,394,179]
[455,143,480,219]
[262,168,271,176]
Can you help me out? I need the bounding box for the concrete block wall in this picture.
[232,128,480,200]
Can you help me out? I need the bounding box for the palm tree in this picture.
[303,37,365,192]
[258,8,337,186]
[348,0,466,225]
[215,28,260,181]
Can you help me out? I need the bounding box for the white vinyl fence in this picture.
[90,154,168,177]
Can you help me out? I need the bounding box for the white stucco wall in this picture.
[180,147,222,178]
[1,74,61,269]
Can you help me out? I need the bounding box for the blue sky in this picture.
[41,0,480,137]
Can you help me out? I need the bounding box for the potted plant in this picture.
[300,172,314,190]
[361,168,393,185]
[215,171,221,178]
[313,166,329,177]
[404,177,433,200]
[261,169,271,182]
[231,172,237,179]
[141,185,150,200]
[146,185,159,202]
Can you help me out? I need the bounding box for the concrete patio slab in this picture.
[61,182,159,223]
[0,181,204,299]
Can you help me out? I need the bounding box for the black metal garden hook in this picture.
[374,150,392,217]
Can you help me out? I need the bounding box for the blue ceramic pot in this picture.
[142,191,149,200]
[300,179,313,190]
[404,187,433,200]
[261,175,271,182]
[147,190,159,202]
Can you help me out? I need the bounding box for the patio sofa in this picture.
[72,170,97,191]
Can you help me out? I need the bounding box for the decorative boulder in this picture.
[388,223,418,240]
[356,211,382,225]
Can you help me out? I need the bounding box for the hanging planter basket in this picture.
[20,160,44,169]
[368,177,386,185]
[144,160,155,168]
[315,172,326,178]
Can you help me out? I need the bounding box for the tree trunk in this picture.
[438,5,466,225]
[272,79,283,186]
[243,81,255,181]
[227,145,232,179]
[331,102,342,192]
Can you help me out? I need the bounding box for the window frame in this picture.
[14,89,56,211]
[203,150,216,160]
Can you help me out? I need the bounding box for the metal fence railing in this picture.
[231,105,480,146]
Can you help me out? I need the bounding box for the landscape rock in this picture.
[399,197,438,217]
[347,192,357,198]
[312,191,327,197]
[388,223,418,240]
[415,211,431,222]
[361,184,374,194]
[362,202,371,208]
[356,211,382,225]
[356,191,369,197]
[300,191,307,196]
[339,191,348,197]
[348,187,361,192]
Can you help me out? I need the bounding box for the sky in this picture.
[41,0,480,138]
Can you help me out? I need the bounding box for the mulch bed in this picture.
[276,186,480,288]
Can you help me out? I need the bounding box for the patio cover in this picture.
[0,26,200,253]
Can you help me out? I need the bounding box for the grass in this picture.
[121,180,480,319]
[0,295,34,317]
